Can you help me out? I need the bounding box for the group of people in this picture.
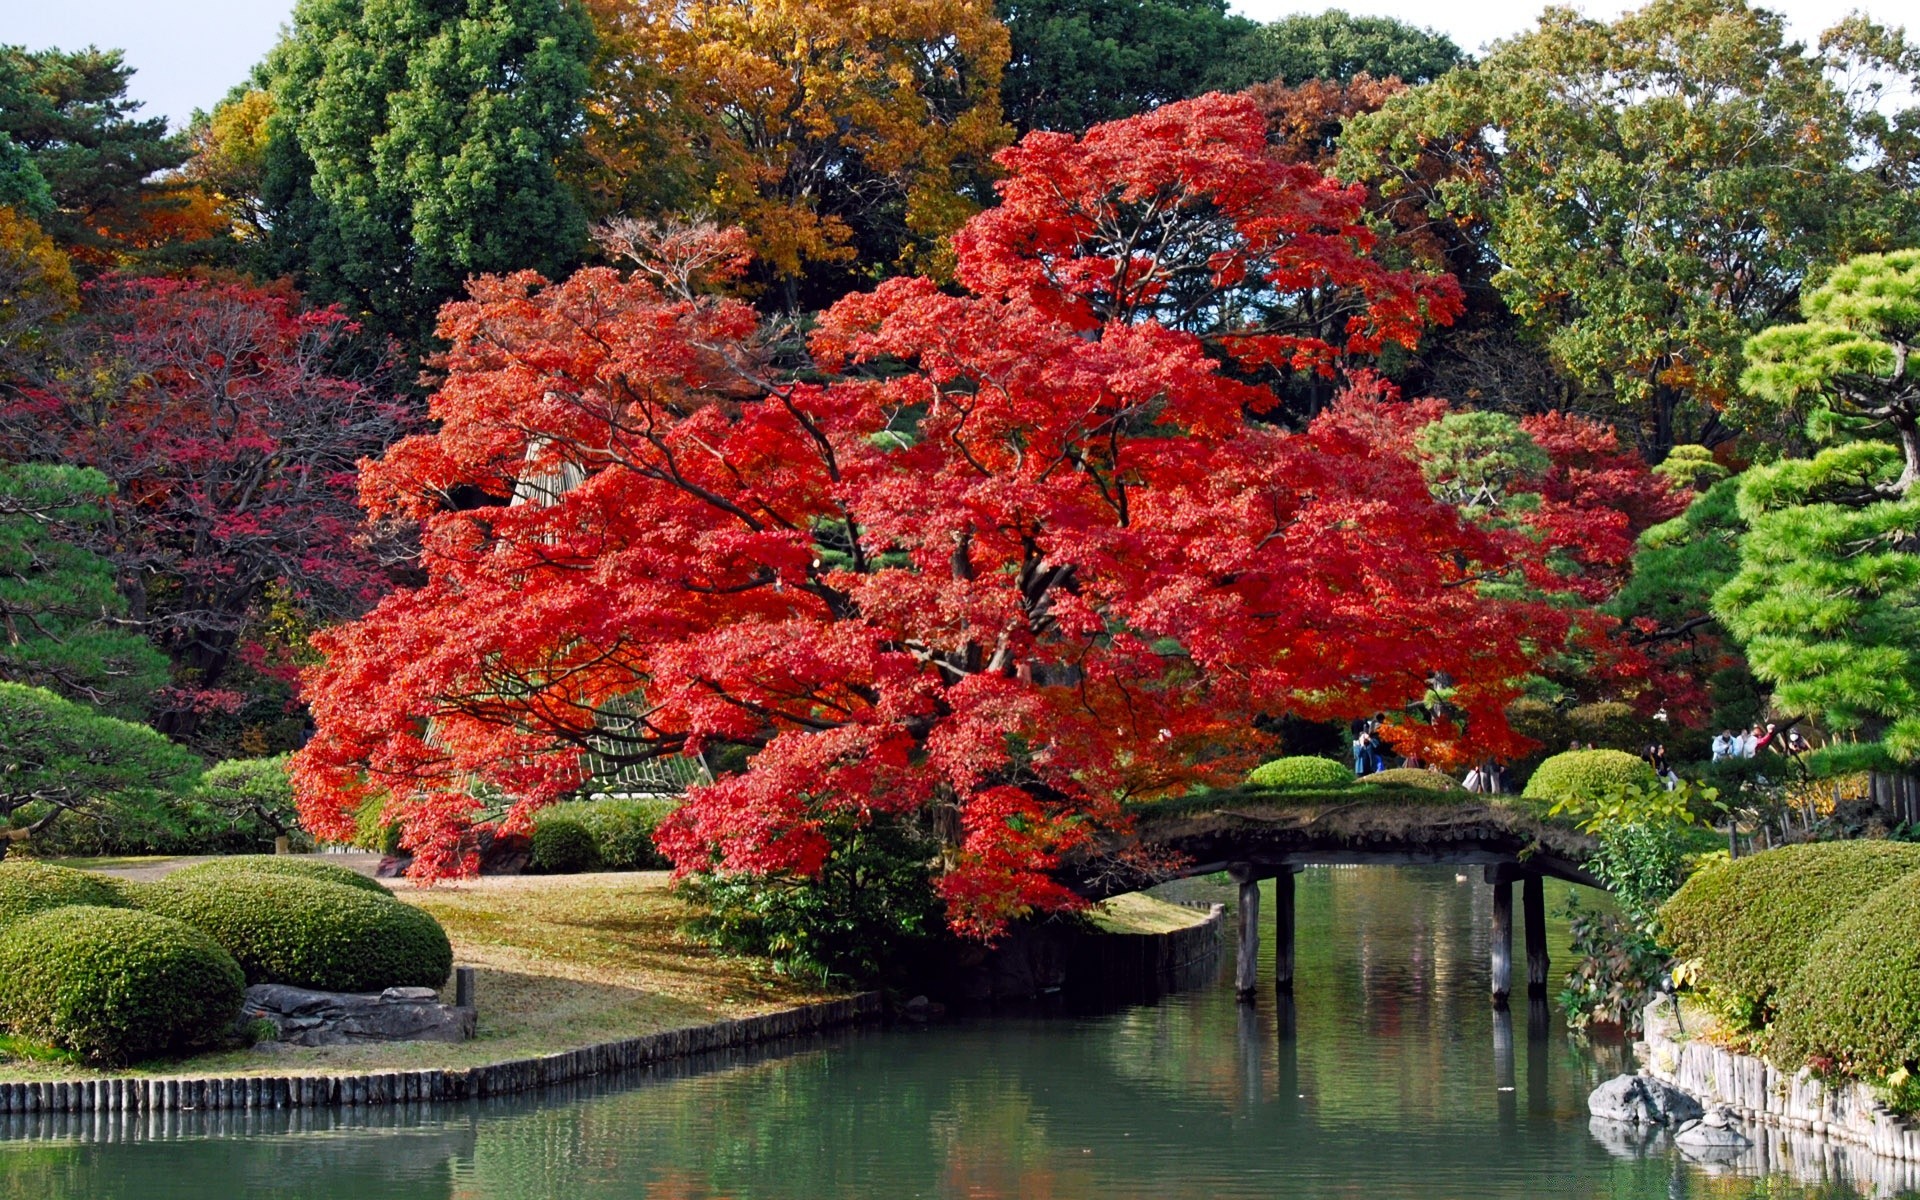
[1710,723,1811,762]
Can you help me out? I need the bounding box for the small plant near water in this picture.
[1551,780,1713,1031]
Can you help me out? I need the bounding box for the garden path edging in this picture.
[1639,998,1920,1163]
[0,992,881,1116]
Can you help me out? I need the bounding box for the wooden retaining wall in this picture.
[0,992,881,1116]
[1641,999,1920,1164]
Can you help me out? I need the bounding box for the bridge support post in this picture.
[1275,866,1299,991]
[1229,863,1259,1000]
[1486,866,1513,1005]
[1523,873,1549,997]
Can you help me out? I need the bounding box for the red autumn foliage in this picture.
[292,97,1649,938]
[0,276,409,740]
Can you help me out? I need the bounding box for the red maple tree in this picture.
[293,96,1640,937]
[0,276,410,744]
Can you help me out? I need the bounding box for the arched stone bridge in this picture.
[1058,794,1602,1005]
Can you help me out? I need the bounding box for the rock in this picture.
[1675,1106,1753,1155]
[244,983,476,1047]
[1588,1074,1705,1127]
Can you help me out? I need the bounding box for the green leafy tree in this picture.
[0,682,200,857]
[0,464,167,719]
[997,0,1255,133]
[0,45,189,264]
[1229,10,1462,86]
[258,0,596,345]
[1414,411,1548,511]
[1342,0,1920,452]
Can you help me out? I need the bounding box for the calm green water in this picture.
[2,866,1911,1200]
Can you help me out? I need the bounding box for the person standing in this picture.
[1711,730,1732,761]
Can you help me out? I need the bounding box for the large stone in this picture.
[244,983,475,1048]
[1674,1105,1754,1155]
[1589,1074,1705,1126]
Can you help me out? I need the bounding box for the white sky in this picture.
[2,0,1914,130]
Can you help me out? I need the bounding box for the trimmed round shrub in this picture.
[168,855,390,895]
[1521,749,1660,808]
[1566,701,1649,750]
[529,816,603,874]
[0,905,244,1064]
[0,860,126,930]
[1771,879,1920,1077]
[536,798,677,870]
[144,873,452,993]
[1248,756,1356,790]
[1363,768,1465,793]
[1660,841,1920,1027]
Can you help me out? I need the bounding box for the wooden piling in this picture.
[1230,863,1259,999]
[1523,873,1549,996]
[1489,872,1513,1004]
[1275,867,1297,991]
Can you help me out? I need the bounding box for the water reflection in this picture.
[1,867,1912,1200]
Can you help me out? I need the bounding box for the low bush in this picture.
[1566,701,1650,750]
[534,798,678,870]
[144,873,452,993]
[1362,768,1464,792]
[0,905,244,1064]
[1771,879,1920,1080]
[167,855,390,895]
[0,859,127,929]
[529,818,602,874]
[1248,756,1355,790]
[1522,749,1660,810]
[1659,841,1920,1028]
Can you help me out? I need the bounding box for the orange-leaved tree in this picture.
[296,96,1604,938]
[576,0,1011,307]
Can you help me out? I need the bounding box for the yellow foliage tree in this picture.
[0,206,78,359]
[580,0,1011,305]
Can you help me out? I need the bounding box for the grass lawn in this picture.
[1086,892,1213,935]
[0,871,839,1083]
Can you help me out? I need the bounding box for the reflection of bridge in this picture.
[1063,797,1601,1006]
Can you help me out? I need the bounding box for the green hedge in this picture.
[529,818,601,874]
[1522,749,1660,808]
[1363,768,1464,792]
[1248,756,1355,790]
[1771,879,1920,1079]
[0,906,244,1064]
[167,855,390,895]
[144,873,452,993]
[1660,841,1920,1027]
[534,798,678,870]
[0,860,126,930]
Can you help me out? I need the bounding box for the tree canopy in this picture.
[578,0,1010,308]
[1231,10,1463,87]
[1341,0,1920,452]
[292,97,1664,937]
[257,0,596,345]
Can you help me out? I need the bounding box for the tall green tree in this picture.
[258,0,596,346]
[1230,10,1462,86]
[997,0,1255,133]
[0,45,188,264]
[1341,0,1920,452]
[0,133,53,221]
[0,464,168,719]
[1715,252,1920,764]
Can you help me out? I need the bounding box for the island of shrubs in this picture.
[1660,841,1920,1112]
[0,857,452,1066]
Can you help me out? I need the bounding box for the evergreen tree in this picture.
[1716,252,1920,763]
[0,464,168,720]
[997,0,1255,133]
[258,0,596,346]
[1230,10,1462,87]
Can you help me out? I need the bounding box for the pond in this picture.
[1,866,1912,1199]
